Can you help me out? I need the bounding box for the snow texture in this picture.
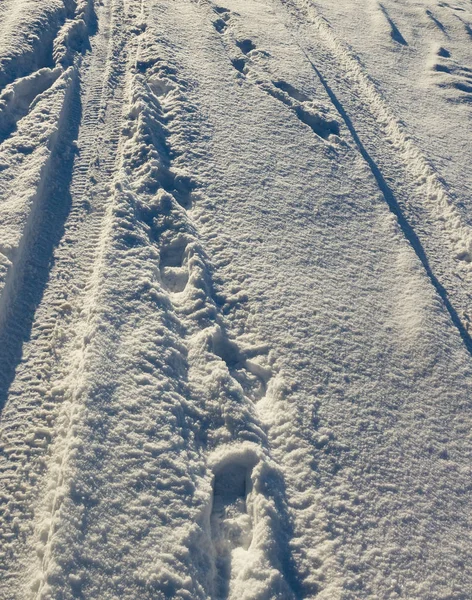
[0,0,472,598]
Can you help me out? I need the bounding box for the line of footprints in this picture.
[212,3,341,142]
[133,52,293,597]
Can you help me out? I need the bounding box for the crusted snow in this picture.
[0,0,471,599]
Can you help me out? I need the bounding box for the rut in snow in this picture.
[0,69,79,413]
[128,32,305,598]
[378,3,408,45]
[0,6,63,92]
[0,67,64,143]
[0,0,133,592]
[0,0,99,413]
[30,4,134,597]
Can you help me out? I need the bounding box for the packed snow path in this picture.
[0,0,471,598]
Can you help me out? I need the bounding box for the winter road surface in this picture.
[0,0,472,598]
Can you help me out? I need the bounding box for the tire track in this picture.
[0,0,100,412]
[30,2,133,595]
[0,0,134,594]
[279,0,472,354]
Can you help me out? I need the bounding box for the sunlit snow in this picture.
[0,0,471,598]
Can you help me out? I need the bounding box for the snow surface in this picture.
[0,0,472,598]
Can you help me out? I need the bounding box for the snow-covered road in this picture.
[0,0,471,598]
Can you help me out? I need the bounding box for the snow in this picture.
[1,0,472,598]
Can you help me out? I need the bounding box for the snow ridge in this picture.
[0,0,100,410]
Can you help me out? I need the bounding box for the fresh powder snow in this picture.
[0,0,471,598]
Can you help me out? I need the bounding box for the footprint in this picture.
[159,236,189,293]
[216,9,339,141]
[438,2,465,10]
[433,62,452,72]
[433,47,452,71]
[231,58,247,74]
[136,57,161,73]
[211,461,254,599]
[426,9,448,33]
[268,83,340,139]
[432,47,472,101]
[148,75,176,98]
[379,3,408,46]
[452,80,472,95]
[242,358,272,401]
[437,46,451,58]
[165,172,196,210]
[230,47,339,140]
[210,329,272,402]
[214,18,228,34]
[273,80,310,102]
[236,39,256,55]
[213,7,231,34]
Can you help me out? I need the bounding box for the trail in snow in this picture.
[0,0,132,593]
[1,0,472,598]
[280,0,472,344]
[1,1,304,597]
